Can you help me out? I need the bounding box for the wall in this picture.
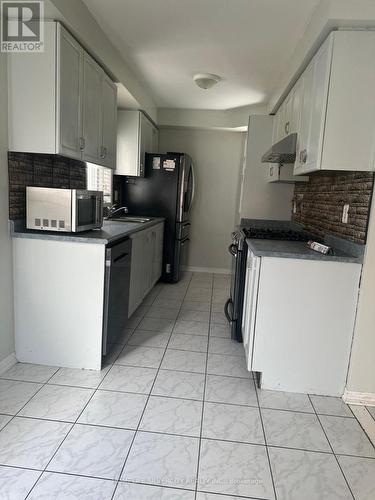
[293,171,374,244]
[347,195,375,395]
[0,53,15,364]
[8,153,86,220]
[157,104,267,131]
[159,128,244,272]
[239,115,294,222]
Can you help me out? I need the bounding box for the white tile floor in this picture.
[0,272,374,499]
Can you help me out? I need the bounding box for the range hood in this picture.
[261,133,297,164]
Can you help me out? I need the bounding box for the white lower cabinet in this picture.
[242,251,361,396]
[128,222,164,316]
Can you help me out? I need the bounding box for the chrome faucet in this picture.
[106,205,129,219]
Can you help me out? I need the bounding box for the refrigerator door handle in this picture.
[228,243,238,257]
[177,157,186,222]
[190,162,196,212]
[224,298,234,323]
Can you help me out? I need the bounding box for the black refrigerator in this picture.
[121,152,195,283]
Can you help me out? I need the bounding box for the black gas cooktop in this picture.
[243,227,312,241]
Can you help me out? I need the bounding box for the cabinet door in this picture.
[141,230,152,298]
[242,252,261,371]
[291,78,303,135]
[139,114,154,175]
[295,36,332,174]
[82,53,102,163]
[57,25,83,159]
[294,65,313,173]
[304,37,332,171]
[116,110,141,176]
[128,233,144,317]
[101,74,117,169]
[151,224,164,284]
[282,91,293,137]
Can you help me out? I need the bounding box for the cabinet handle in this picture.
[300,149,307,164]
[79,137,85,151]
[285,121,290,135]
[100,146,107,159]
[270,166,274,177]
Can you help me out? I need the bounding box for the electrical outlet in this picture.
[342,204,349,224]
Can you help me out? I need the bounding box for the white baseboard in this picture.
[349,405,375,446]
[183,266,230,275]
[343,389,375,406]
[0,352,17,375]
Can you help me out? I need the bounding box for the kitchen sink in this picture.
[106,216,153,223]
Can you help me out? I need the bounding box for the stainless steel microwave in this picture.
[26,187,103,232]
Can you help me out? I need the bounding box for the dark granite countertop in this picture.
[246,238,362,263]
[241,218,364,264]
[11,218,165,245]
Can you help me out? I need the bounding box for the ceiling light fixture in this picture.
[193,73,221,90]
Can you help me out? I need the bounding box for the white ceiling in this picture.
[83,0,320,110]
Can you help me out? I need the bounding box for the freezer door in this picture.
[173,237,190,282]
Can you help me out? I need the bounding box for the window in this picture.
[86,163,113,206]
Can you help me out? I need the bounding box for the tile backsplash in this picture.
[8,152,87,220]
[292,171,374,244]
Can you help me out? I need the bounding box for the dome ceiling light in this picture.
[193,73,221,90]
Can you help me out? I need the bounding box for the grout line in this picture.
[349,407,375,451]
[110,272,195,499]
[23,345,125,498]
[194,273,214,500]
[254,382,278,500]
[0,367,62,495]
[307,394,356,500]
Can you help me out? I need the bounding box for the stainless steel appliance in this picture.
[26,187,103,232]
[119,152,195,282]
[225,227,312,342]
[102,237,132,355]
[261,133,297,164]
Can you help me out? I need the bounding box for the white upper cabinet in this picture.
[8,22,117,169]
[100,75,117,169]
[116,110,158,177]
[82,52,102,164]
[295,36,332,174]
[57,27,82,159]
[267,83,308,183]
[293,31,375,175]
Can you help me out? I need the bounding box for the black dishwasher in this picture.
[102,238,132,355]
